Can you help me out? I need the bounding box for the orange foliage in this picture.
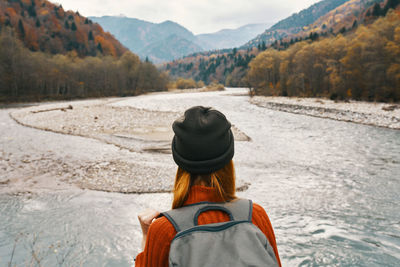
[49,16,61,32]
[0,0,127,57]
[347,88,352,97]
[25,27,39,51]
[39,9,49,16]
[6,7,17,17]
[102,40,117,57]
[93,24,104,34]
[75,29,88,47]
[94,35,105,45]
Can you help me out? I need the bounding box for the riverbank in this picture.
[250,96,400,130]
[6,93,250,194]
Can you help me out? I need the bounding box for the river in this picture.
[1,88,399,266]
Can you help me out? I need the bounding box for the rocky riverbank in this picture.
[250,96,400,130]
[6,95,250,194]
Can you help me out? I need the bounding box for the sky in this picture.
[56,0,321,34]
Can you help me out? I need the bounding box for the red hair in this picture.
[172,160,236,209]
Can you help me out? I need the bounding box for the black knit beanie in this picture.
[172,106,234,174]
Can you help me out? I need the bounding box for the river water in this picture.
[1,88,399,266]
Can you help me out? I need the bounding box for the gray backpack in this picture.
[161,199,279,267]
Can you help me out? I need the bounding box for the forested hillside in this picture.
[243,0,349,48]
[165,0,399,103]
[165,0,360,85]
[286,0,394,41]
[0,0,168,102]
[248,8,400,102]
[0,0,126,57]
[90,16,203,63]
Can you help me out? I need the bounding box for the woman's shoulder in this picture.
[250,201,274,228]
[252,202,268,217]
[149,216,177,237]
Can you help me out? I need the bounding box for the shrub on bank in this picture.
[168,78,205,90]
[204,83,225,92]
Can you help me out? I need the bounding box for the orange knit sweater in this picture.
[135,185,281,266]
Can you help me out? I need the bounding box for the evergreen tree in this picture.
[28,4,36,17]
[383,0,400,14]
[309,32,319,41]
[88,31,94,41]
[65,21,69,29]
[386,0,400,9]
[261,41,267,50]
[36,19,41,28]
[18,19,25,38]
[372,3,382,17]
[71,22,77,31]
[97,43,103,53]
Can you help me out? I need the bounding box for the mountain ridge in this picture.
[243,0,350,48]
[90,16,271,63]
[164,0,398,88]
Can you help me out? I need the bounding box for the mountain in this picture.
[243,0,350,48]
[89,16,197,51]
[90,16,271,63]
[164,0,398,87]
[0,0,127,57]
[297,0,383,35]
[196,23,273,50]
[266,0,384,45]
[140,34,203,63]
[90,16,201,63]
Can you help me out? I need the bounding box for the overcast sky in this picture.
[56,0,321,34]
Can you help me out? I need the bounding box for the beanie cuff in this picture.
[172,130,234,174]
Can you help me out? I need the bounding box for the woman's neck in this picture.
[192,174,211,186]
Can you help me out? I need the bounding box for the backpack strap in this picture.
[161,199,253,233]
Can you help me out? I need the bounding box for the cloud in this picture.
[57,0,320,34]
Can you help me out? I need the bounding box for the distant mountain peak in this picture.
[160,20,177,25]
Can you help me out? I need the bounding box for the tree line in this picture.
[247,10,400,102]
[166,48,257,87]
[0,27,168,102]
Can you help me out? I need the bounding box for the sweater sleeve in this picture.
[135,217,177,267]
[252,203,282,267]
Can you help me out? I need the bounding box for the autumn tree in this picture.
[247,10,400,102]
